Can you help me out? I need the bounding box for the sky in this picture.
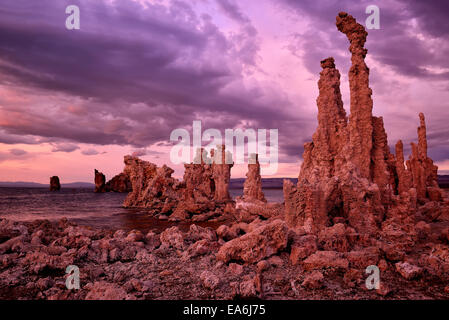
[0,0,448,183]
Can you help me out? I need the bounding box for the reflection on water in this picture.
[0,187,284,233]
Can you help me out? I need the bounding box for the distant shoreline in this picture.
[2,176,449,189]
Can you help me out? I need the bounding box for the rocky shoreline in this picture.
[1,196,448,300]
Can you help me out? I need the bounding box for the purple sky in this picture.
[0,0,448,182]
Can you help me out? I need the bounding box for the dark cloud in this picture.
[276,0,449,163]
[397,0,449,38]
[0,0,448,169]
[0,0,296,153]
[0,148,34,163]
[278,0,449,80]
[0,130,43,145]
[51,143,80,153]
[131,149,147,157]
[81,148,101,156]
[9,148,27,156]
[216,0,250,24]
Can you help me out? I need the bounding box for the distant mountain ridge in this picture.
[1,175,449,189]
[0,181,95,188]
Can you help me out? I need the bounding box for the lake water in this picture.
[0,187,284,233]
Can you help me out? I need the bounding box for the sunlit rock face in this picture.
[122,145,234,221]
[284,12,443,236]
[122,155,182,213]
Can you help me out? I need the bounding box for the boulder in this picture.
[216,220,288,264]
[290,235,318,265]
[302,271,324,289]
[395,262,423,280]
[85,281,131,300]
[303,251,349,271]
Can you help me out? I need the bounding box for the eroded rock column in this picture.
[243,153,266,202]
[94,169,106,193]
[211,145,233,202]
[50,176,61,191]
[336,12,373,180]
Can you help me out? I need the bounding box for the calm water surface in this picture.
[0,187,283,233]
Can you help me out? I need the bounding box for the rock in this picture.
[0,236,26,254]
[427,187,442,202]
[123,146,234,220]
[160,226,184,250]
[31,235,42,245]
[407,113,441,201]
[336,12,372,180]
[290,235,318,265]
[49,176,61,191]
[283,12,442,237]
[36,277,54,290]
[256,260,269,273]
[382,244,406,262]
[419,244,449,280]
[378,259,389,272]
[125,230,144,242]
[145,231,161,250]
[267,255,284,268]
[303,251,349,271]
[395,141,412,195]
[186,224,217,242]
[343,269,361,288]
[185,239,212,259]
[129,278,143,292]
[442,228,449,243]
[415,221,431,240]
[395,262,423,280]
[376,282,391,296]
[228,263,244,276]
[239,278,257,298]
[22,250,73,274]
[346,247,380,268]
[142,280,154,292]
[216,220,288,264]
[178,146,234,220]
[302,271,324,289]
[216,225,238,241]
[200,271,220,290]
[105,172,132,192]
[254,273,263,295]
[418,201,442,222]
[94,169,106,193]
[211,145,234,202]
[318,224,349,252]
[123,156,182,214]
[242,153,265,202]
[113,229,126,239]
[85,281,131,300]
